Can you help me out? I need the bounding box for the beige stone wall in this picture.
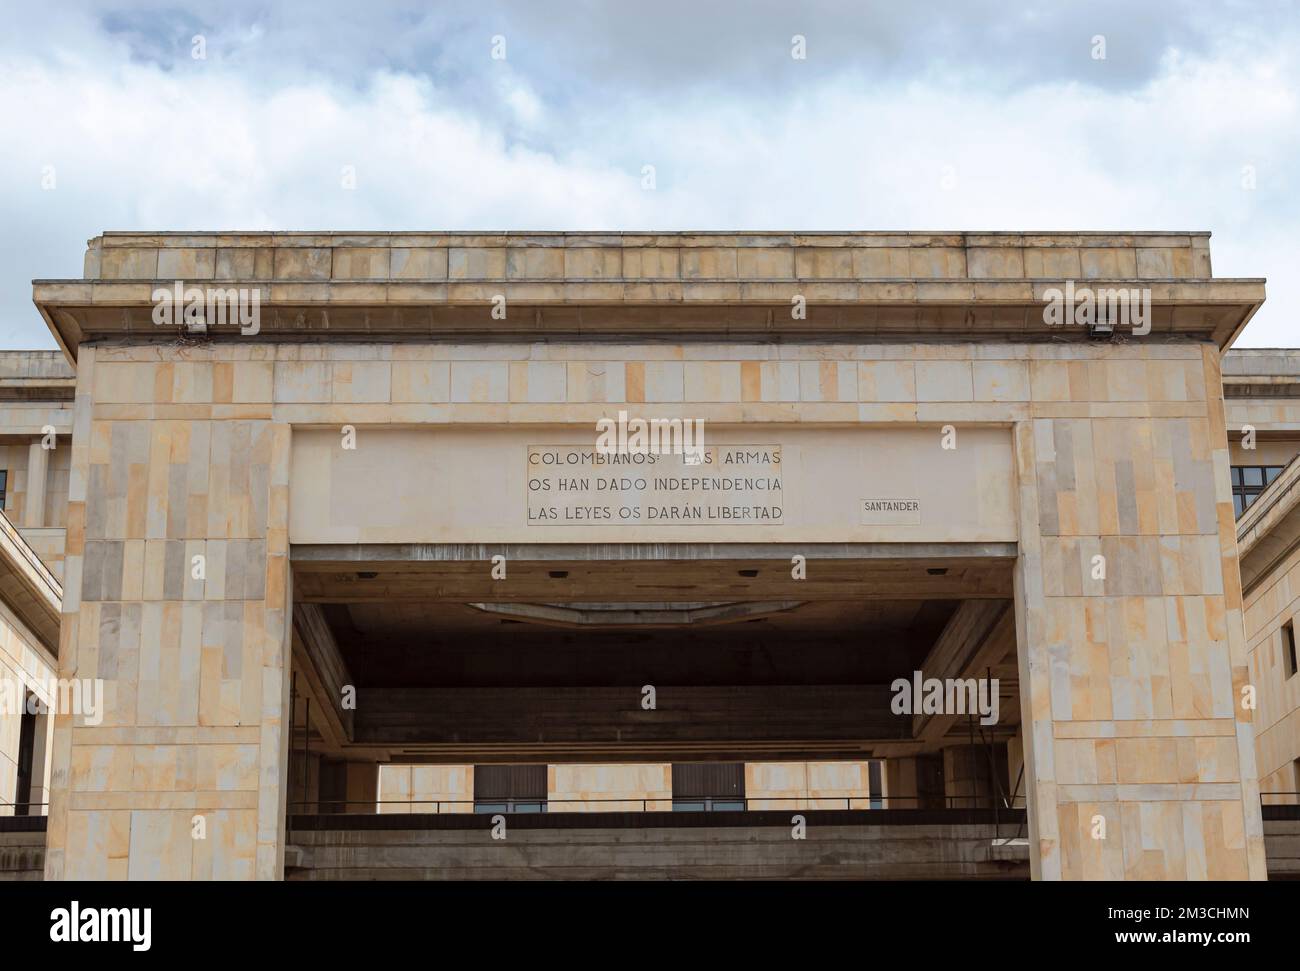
[45,345,293,880]
[16,530,66,583]
[1221,363,1300,811]
[1014,345,1265,880]
[81,231,1215,287]
[1226,400,1300,436]
[0,404,73,439]
[290,424,1015,546]
[1226,440,1300,467]
[42,337,1266,881]
[549,763,672,811]
[378,764,473,813]
[746,761,879,810]
[0,442,70,579]
[1224,387,1300,467]
[0,598,56,815]
[1243,541,1300,804]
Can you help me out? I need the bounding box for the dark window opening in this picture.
[868,760,884,809]
[0,469,7,510]
[318,758,348,814]
[672,762,745,811]
[1231,465,1285,517]
[1284,620,1298,680]
[473,763,547,813]
[15,691,37,816]
[915,753,946,810]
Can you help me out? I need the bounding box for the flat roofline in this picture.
[32,277,1268,286]
[1222,347,1300,379]
[92,229,1215,237]
[36,230,1261,360]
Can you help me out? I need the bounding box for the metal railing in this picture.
[0,801,50,831]
[287,794,1025,815]
[0,800,48,816]
[1260,791,1300,806]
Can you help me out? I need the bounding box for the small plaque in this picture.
[860,498,921,525]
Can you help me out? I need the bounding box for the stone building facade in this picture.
[0,230,1295,880]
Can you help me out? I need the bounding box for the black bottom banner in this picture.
[0,879,1282,958]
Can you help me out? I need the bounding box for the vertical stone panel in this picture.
[45,345,291,881]
[1013,345,1266,880]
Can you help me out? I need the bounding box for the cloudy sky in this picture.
[0,0,1296,348]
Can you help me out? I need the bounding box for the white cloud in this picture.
[0,5,1296,347]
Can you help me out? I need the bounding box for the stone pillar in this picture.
[30,711,53,816]
[885,758,918,809]
[887,755,947,809]
[24,440,48,528]
[345,762,379,813]
[1012,347,1267,880]
[942,744,1007,809]
[45,345,293,880]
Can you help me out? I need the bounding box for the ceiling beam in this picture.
[292,603,356,749]
[291,555,1015,604]
[912,600,1016,749]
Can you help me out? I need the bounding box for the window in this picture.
[15,691,37,816]
[473,764,547,813]
[0,469,7,510]
[672,763,745,811]
[1284,620,1298,681]
[868,760,884,809]
[1230,465,1285,517]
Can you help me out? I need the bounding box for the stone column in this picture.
[885,759,919,809]
[1012,345,1267,880]
[942,744,1007,809]
[345,762,379,814]
[24,440,48,528]
[30,711,53,815]
[45,345,293,880]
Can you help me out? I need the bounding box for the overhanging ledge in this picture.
[33,230,1265,361]
[290,541,1020,562]
[288,542,1018,603]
